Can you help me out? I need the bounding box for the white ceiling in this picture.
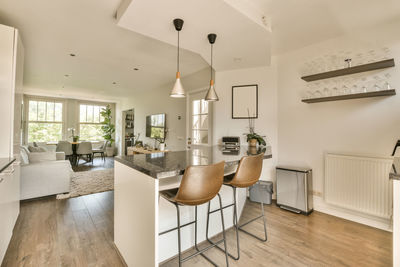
[116,0,272,71]
[251,0,400,55]
[0,0,399,98]
[0,0,209,98]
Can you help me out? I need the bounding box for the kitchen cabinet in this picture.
[0,23,24,264]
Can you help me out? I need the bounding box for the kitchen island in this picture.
[114,145,272,266]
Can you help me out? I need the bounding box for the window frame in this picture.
[186,89,213,146]
[24,96,66,144]
[77,102,110,141]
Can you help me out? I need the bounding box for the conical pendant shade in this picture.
[205,80,219,101]
[170,72,185,98]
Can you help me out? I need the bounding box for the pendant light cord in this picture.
[210,44,213,80]
[177,31,180,73]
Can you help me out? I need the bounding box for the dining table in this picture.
[47,140,101,165]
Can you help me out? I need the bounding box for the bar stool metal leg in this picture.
[206,183,268,261]
[206,187,240,260]
[174,203,182,267]
[166,200,229,266]
[217,193,230,267]
[238,183,268,242]
[195,195,229,266]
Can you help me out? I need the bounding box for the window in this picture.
[79,104,106,141]
[27,100,63,142]
[192,99,209,145]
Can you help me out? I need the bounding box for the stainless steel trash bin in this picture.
[249,181,273,204]
[276,166,313,215]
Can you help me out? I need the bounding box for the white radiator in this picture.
[325,153,393,219]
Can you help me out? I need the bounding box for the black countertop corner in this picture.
[0,158,16,173]
[390,157,400,181]
[115,145,272,179]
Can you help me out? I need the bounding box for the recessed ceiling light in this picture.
[64,74,70,77]
[69,53,76,57]
[133,68,139,71]
[112,82,117,85]
[233,57,242,63]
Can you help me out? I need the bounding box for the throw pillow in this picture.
[20,149,29,165]
[28,151,57,163]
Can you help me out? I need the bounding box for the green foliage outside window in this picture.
[28,123,62,142]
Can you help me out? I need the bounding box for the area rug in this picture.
[57,168,114,199]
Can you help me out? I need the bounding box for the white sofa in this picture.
[20,146,72,200]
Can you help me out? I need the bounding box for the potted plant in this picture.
[100,105,115,157]
[244,110,266,147]
[68,128,79,142]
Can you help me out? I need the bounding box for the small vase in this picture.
[73,137,79,142]
[249,139,258,147]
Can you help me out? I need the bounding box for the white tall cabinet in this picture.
[0,24,24,264]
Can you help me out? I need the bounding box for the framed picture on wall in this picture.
[232,84,258,119]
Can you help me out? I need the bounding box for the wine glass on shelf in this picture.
[354,52,365,66]
[366,49,377,63]
[314,90,323,98]
[344,51,353,68]
[379,47,391,61]
[383,72,392,90]
[372,75,384,91]
[315,57,325,73]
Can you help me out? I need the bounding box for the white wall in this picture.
[277,21,400,228]
[118,68,211,153]
[119,88,187,152]
[213,64,279,182]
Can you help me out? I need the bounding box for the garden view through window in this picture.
[79,104,106,141]
[28,100,63,142]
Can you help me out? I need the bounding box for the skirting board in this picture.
[313,196,392,232]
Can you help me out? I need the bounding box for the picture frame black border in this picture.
[231,84,258,119]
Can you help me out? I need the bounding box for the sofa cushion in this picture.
[28,151,57,163]
[28,145,47,152]
[20,149,29,165]
[21,146,30,154]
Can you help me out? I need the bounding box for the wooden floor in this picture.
[2,192,392,267]
[72,156,114,172]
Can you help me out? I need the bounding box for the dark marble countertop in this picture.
[0,158,15,173]
[115,145,272,179]
[390,157,400,181]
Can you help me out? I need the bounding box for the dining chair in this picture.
[92,141,107,161]
[56,141,74,163]
[76,141,93,165]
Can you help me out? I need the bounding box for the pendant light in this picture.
[170,18,186,98]
[204,33,219,101]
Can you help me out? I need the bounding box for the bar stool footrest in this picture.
[182,239,224,264]
[238,215,268,242]
[205,237,240,260]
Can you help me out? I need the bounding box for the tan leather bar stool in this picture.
[206,153,266,260]
[159,161,229,267]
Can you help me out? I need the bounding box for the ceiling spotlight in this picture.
[64,74,70,77]
[112,82,117,85]
[133,68,139,71]
[69,53,76,57]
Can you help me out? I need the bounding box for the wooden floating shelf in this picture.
[302,89,396,103]
[301,59,395,82]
